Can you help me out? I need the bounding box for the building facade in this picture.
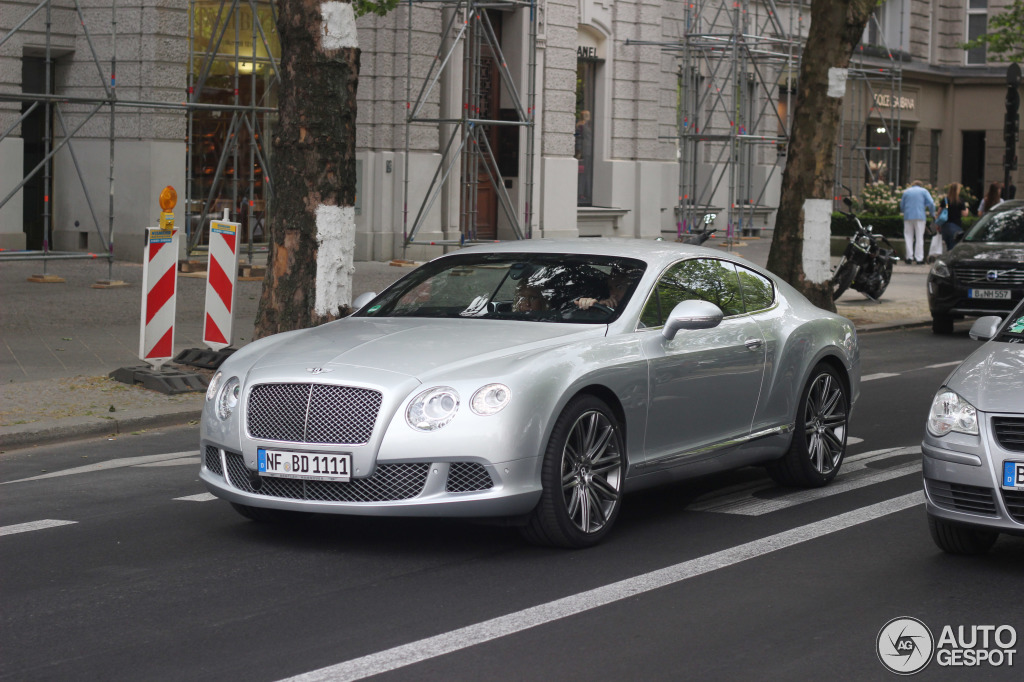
[0,0,1021,260]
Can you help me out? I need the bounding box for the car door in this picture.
[640,258,767,468]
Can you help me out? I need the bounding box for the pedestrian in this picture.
[899,180,936,264]
[977,181,1004,216]
[938,182,969,250]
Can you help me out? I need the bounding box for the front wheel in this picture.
[768,363,848,488]
[521,395,625,548]
[831,258,857,300]
[928,515,998,555]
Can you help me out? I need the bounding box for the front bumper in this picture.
[921,424,1024,537]
[200,441,542,518]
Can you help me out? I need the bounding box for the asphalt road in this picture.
[2,327,1022,681]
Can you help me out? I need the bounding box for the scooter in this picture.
[832,199,901,301]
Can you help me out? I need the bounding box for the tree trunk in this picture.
[767,0,876,311]
[254,0,360,338]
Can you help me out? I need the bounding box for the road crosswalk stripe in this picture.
[0,519,77,537]
[280,493,924,682]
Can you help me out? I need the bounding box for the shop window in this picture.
[575,60,596,206]
[966,0,988,65]
[865,124,911,187]
[929,130,941,186]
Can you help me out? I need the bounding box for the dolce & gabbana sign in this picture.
[873,92,915,111]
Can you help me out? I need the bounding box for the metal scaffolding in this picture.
[629,0,808,241]
[0,1,277,275]
[401,0,537,250]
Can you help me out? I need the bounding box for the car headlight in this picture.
[470,383,511,416]
[930,260,951,278]
[406,387,460,431]
[206,371,223,401]
[217,376,241,420]
[927,389,978,437]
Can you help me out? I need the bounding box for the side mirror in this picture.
[842,197,853,211]
[351,292,377,312]
[969,316,1002,341]
[662,300,724,340]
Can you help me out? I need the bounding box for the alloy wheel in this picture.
[560,410,623,534]
[803,372,847,474]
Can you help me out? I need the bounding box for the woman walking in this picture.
[939,183,969,250]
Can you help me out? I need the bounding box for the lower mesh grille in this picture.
[224,451,428,502]
[1002,490,1024,523]
[446,462,495,492]
[926,479,997,516]
[205,445,223,476]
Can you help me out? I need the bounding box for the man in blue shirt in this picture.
[899,181,936,264]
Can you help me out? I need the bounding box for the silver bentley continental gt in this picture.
[200,239,860,547]
[922,298,1024,554]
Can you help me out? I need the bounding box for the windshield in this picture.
[963,207,1024,243]
[355,253,647,323]
[996,300,1024,344]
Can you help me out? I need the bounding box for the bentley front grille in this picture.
[204,445,223,476]
[224,451,428,502]
[446,462,495,493]
[925,479,998,516]
[247,383,383,445]
[992,416,1024,453]
[952,264,1024,286]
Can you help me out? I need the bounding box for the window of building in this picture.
[865,124,911,186]
[575,59,596,206]
[864,0,910,53]
[966,0,988,65]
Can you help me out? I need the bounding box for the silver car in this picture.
[200,239,860,547]
[922,298,1024,554]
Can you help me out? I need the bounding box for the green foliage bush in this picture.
[830,212,978,238]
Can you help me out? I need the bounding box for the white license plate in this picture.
[257,448,351,482]
[1003,461,1024,491]
[968,289,1011,300]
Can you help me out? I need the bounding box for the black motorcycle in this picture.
[832,200,900,301]
[681,228,717,245]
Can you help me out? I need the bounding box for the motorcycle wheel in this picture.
[864,258,893,299]
[831,258,857,300]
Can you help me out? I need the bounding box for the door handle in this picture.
[744,338,764,350]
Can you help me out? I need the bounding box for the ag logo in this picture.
[877,617,934,675]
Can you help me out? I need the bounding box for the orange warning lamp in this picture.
[159,186,177,212]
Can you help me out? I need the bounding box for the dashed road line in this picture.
[175,493,217,502]
[280,493,924,682]
[862,372,900,382]
[0,519,77,537]
[2,451,200,485]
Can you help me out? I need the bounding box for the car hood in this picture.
[949,242,1024,264]
[247,317,601,379]
[947,343,1024,414]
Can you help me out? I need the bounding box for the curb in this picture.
[0,407,203,451]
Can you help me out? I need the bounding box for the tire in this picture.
[231,502,312,524]
[767,363,848,488]
[932,313,954,334]
[928,515,998,555]
[521,395,625,548]
[865,259,893,299]
[831,258,856,301]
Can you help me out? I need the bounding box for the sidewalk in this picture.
[0,232,933,449]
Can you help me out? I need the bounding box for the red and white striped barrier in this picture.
[139,227,179,368]
[203,219,240,350]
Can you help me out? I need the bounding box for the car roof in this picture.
[988,199,1024,214]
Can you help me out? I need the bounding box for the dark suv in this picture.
[928,200,1024,334]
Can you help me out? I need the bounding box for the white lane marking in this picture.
[0,519,77,537]
[847,436,864,445]
[281,493,923,682]
[1,451,200,485]
[924,361,962,369]
[175,493,217,502]
[861,372,900,382]
[137,457,201,468]
[687,446,914,512]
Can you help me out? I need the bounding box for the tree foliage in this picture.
[961,0,1024,62]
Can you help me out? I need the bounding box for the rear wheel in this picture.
[931,313,954,334]
[231,503,312,524]
[928,515,998,555]
[768,363,848,488]
[521,395,625,548]
[831,258,856,300]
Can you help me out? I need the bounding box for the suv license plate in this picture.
[257,448,351,482]
[968,289,1011,300]
[1003,461,1024,491]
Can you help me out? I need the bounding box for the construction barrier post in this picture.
[203,218,241,350]
[139,226,178,369]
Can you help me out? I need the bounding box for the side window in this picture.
[736,266,775,313]
[640,258,745,327]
